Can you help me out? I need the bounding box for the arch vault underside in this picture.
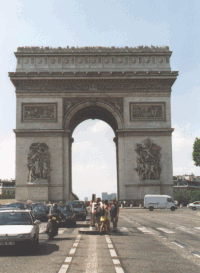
[10,46,178,202]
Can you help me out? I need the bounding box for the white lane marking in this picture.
[137,227,155,234]
[194,253,200,258]
[176,226,195,235]
[58,228,67,235]
[157,228,175,234]
[64,257,72,263]
[172,242,184,248]
[69,248,76,255]
[106,238,112,244]
[113,259,120,265]
[194,227,200,230]
[58,234,81,273]
[73,242,78,247]
[58,264,69,273]
[110,249,117,257]
[117,227,129,234]
[85,236,98,273]
[115,268,125,273]
[106,236,125,273]
[108,243,114,249]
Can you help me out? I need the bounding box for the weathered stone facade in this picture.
[9,46,178,202]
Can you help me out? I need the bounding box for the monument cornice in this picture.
[16,45,172,53]
[14,129,71,137]
[9,71,178,79]
[9,76,177,93]
[116,128,174,137]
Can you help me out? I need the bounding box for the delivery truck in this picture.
[144,195,177,211]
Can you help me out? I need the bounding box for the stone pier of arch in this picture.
[9,46,178,202]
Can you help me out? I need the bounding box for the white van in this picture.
[144,195,177,211]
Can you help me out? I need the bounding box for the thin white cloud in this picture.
[91,121,109,133]
[0,134,15,179]
[172,123,200,175]
[72,141,91,152]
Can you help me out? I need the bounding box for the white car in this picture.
[188,201,200,210]
[0,210,40,252]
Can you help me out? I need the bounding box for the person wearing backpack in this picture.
[110,200,119,233]
[99,200,109,235]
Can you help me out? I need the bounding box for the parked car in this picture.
[66,201,87,221]
[32,206,48,222]
[6,203,28,210]
[144,195,177,211]
[57,205,76,227]
[0,209,40,252]
[188,201,200,210]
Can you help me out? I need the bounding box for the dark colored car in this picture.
[30,203,49,214]
[66,202,87,221]
[6,203,28,210]
[32,206,48,222]
[57,205,76,227]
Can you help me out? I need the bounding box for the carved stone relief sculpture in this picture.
[27,143,50,183]
[22,103,57,122]
[130,102,165,121]
[135,138,161,180]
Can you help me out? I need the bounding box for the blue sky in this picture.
[0,0,200,200]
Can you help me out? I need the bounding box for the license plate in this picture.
[0,242,15,246]
[61,220,66,222]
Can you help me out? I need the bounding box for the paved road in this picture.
[1,209,200,272]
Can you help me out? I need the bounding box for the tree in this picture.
[192,138,200,166]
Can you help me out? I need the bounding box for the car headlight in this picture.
[17,234,31,238]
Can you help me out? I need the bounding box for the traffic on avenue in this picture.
[1,199,200,272]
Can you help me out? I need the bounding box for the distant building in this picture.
[84,197,88,202]
[173,174,200,192]
[102,192,116,201]
[102,192,107,200]
[0,179,15,195]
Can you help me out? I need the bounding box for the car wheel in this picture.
[192,207,196,210]
[149,207,154,211]
[171,207,175,211]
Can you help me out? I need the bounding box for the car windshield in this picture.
[72,203,84,208]
[7,203,26,209]
[0,212,32,225]
[58,206,72,212]
[33,206,46,212]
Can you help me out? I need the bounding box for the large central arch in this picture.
[10,46,178,202]
[64,100,123,200]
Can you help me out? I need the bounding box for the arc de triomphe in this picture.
[9,46,178,202]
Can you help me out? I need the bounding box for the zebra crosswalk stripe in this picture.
[157,228,175,234]
[137,227,155,234]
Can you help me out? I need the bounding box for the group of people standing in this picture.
[94,198,119,235]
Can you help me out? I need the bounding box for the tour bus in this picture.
[144,195,177,211]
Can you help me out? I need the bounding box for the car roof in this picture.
[0,209,31,213]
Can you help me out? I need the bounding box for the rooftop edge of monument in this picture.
[16,45,171,53]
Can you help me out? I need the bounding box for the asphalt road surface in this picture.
[1,208,200,273]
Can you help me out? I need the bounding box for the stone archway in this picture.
[63,99,124,201]
[10,46,178,202]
